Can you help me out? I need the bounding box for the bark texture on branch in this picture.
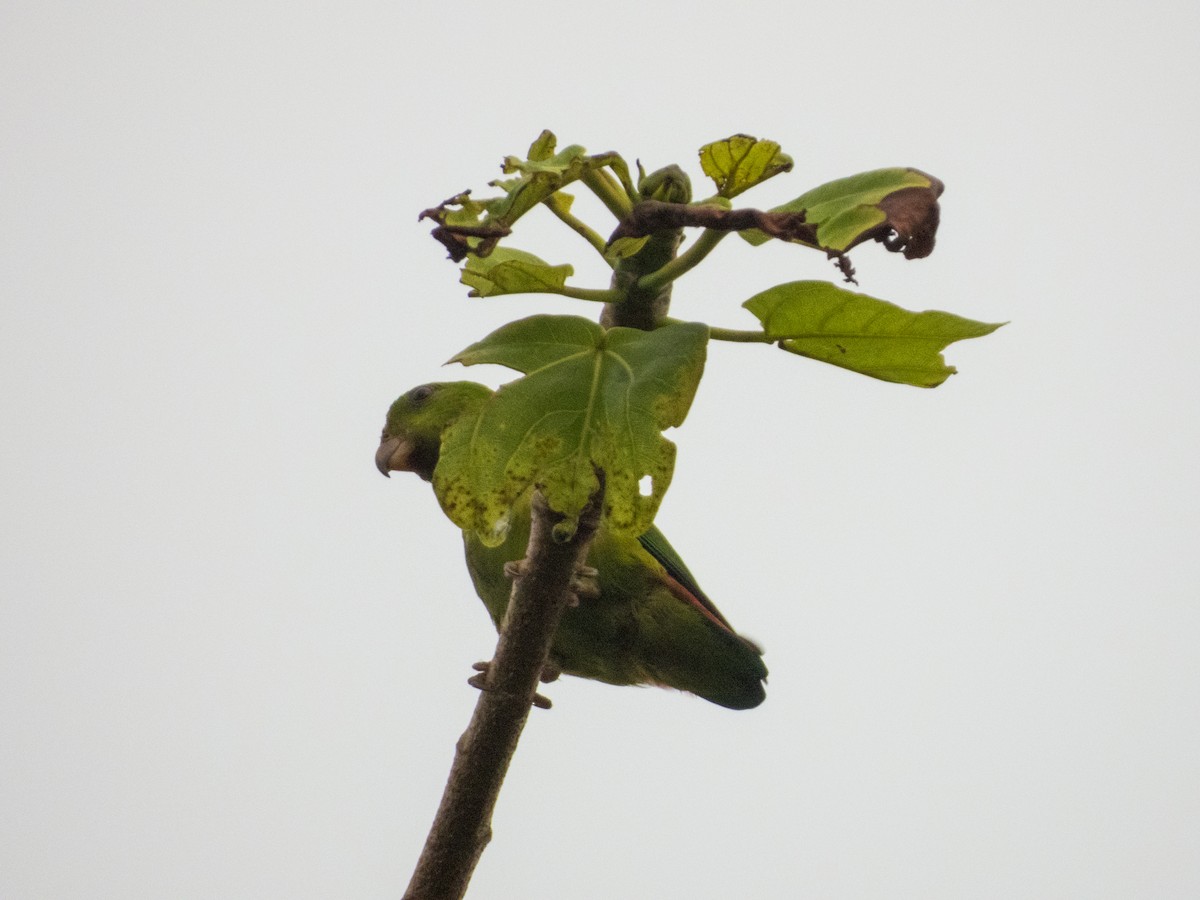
[403,490,603,900]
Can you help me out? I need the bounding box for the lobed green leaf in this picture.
[435,316,708,544]
[699,135,793,199]
[460,247,574,298]
[743,281,1004,387]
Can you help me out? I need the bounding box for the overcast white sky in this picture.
[3,2,1199,898]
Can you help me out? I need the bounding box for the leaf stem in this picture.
[557,285,624,304]
[636,228,729,294]
[542,198,614,266]
[604,157,639,203]
[580,168,633,219]
[704,324,774,343]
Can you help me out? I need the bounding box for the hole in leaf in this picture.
[639,475,653,496]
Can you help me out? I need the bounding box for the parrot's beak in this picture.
[375,435,414,477]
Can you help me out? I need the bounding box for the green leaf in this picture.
[542,190,575,217]
[422,131,637,263]
[699,135,793,199]
[435,315,708,544]
[490,132,639,226]
[460,247,574,297]
[488,141,591,224]
[526,129,557,162]
[743,281,1004,387]
[741,167,943,259]
[604,235,651,261]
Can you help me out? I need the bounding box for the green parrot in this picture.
[376,381,767,710]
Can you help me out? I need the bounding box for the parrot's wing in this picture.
[638,525,736,632]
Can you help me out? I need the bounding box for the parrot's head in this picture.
[375,381,493,481]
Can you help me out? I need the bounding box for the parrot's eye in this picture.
[407,384,435,406]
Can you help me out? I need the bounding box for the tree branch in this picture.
[605,199,861,285]
[403,487,604,900]
[606,199,821,247]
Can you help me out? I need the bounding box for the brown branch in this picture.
[606,199,820,247]
[403,487,604,900]
[602,200,864,285]
[605,180,945,285]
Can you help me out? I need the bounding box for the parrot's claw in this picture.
[504,561,596,607]
[468,660,553,710]
[569,565,601,604]
[540,660,562,684]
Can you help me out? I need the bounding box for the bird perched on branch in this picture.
[376,381,767,710]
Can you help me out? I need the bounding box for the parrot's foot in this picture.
[468,660,553,710]
[569,565,600,605]
[502,561,599,608]
[540,660,562,683]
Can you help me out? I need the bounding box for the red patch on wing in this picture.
[658,570,735,634]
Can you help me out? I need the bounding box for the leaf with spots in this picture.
[740,167,944,259]
[743,281,1004,387]
[434,315,708,545]
[460,247,574,298]
[699,134,793,199]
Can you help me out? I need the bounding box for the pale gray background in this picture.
[3,2,1198,897]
